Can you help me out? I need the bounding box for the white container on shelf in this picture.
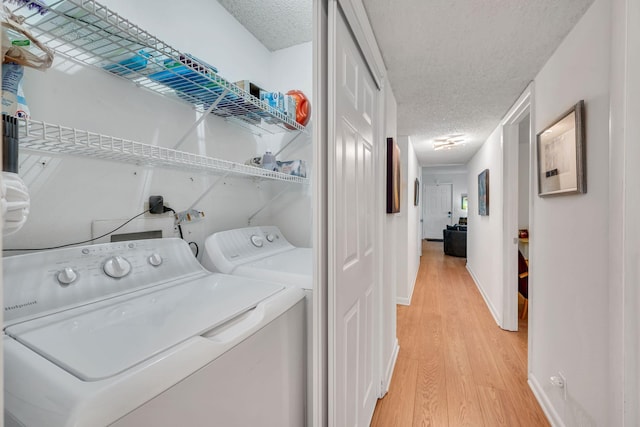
[262,151,277,171]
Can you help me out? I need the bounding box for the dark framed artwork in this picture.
[386,137,401,213]
[537,100,586,196]
[413,178,420,206]
[478,169,489,216]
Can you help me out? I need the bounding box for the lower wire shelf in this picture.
[14,118,309,184]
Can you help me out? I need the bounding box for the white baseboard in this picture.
[380,339,399,397]
[397,264,419,306]
[529,373,565,427]
[466,264,502,327]
[397,296,411,306]
[396,278,413,305]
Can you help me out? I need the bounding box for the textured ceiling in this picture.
[361,0,595,166]
[220,0,595,166]
[217,0,312,51]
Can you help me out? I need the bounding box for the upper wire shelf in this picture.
[15,118,309,184]
[4,0,307,134]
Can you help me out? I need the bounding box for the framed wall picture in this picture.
[478,169,489,216]
[414,178,420,206]
[537,100,586,196]
[386,137,401,213]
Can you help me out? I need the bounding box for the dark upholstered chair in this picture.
[443,226,467,257]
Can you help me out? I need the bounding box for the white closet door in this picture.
[328,4,379,426]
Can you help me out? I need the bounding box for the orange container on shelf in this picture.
[285,89,310,128]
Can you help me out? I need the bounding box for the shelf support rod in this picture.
[247,187,291,225]
[173,89,229,150]
[187,171,231,211]
[274,131,303,157]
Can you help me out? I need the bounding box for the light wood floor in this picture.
[370,241,548,427]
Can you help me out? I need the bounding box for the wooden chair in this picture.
[518,250,529,319]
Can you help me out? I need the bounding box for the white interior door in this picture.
[423,184,453,239]
[328,4,378,426]
[501,87,532,332]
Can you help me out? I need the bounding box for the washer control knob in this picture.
[103,256,132,278]
[148,253,163,267]
[266,234,275,243]
[57,267,78,285]
[250,235,264,247]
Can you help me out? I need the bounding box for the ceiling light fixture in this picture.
[433,134,466,151]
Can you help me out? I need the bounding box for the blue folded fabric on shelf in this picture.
[103,50,150,76]
[148,59,227,103]
[148,57,268,118]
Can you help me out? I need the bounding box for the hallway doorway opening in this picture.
[501,85,533,335]
[516,115,530,324]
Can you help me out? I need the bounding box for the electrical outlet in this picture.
[558,372,567,401]
[550,372,567,401]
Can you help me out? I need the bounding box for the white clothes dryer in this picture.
[201,226,313,424]
[3,238,305,427]
[201,226,311,288]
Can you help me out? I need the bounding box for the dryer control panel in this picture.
[201,226,302,274]
[3,238,204,326]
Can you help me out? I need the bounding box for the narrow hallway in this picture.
[371,241,548,426]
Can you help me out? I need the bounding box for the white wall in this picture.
[407,139,421,292]
[381,79,399,392]
[395,136,421,305]
[465,127,504,325]
[529,0,611,425]
[269,42,313,96]
[7,0,313,254]
[421,165,469,235]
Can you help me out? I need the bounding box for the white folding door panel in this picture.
[329,4,378,426]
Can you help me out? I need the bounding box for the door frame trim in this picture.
[326,3,338,424]
[609,0,639,423]
[312,1,329,426]
[336,0,386,89]
[500,83,533,333]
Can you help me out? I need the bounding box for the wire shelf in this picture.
[16,118,309,184]
[5,0,307,134]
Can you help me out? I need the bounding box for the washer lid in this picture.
[5,274,283,381]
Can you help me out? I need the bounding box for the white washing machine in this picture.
[3,238,305,427]
[201,226,312,424]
